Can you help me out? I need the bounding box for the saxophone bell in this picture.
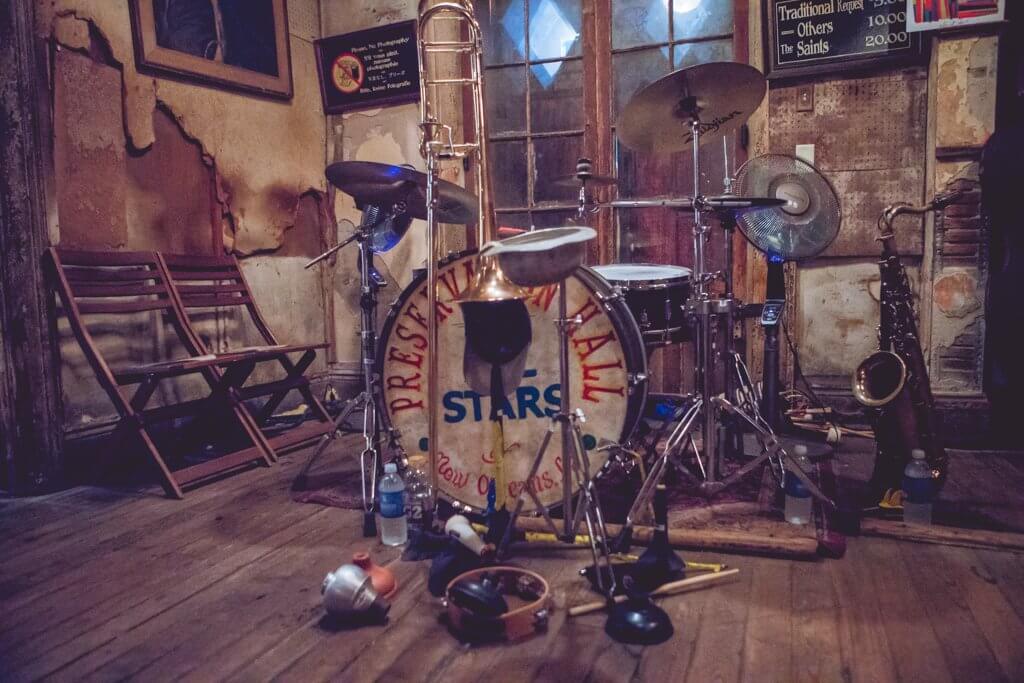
[852,350,907,408]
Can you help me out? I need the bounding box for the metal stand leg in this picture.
[498,279,617,600]
[294,207,385,536]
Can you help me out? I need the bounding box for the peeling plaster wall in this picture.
[322,0,467,377]
[745,7,999,399]
[44,0,332,428]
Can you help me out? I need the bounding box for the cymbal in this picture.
[617,62,767,154]
[325,161,478,224]
[550,173,619,189]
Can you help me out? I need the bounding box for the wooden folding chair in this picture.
[48,248,277,498]
[159,253,334,457]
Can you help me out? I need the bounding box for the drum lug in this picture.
[628,372,648,387]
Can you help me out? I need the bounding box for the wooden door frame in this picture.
[0,0,64,493]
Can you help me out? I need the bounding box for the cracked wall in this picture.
[44,0,332,429]
[322,0,467,378]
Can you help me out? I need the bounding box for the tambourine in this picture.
[443,566,552,643]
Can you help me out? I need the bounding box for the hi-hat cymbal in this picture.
[326,161,478,224]
[617,62,767,154]
[550,173,620,189]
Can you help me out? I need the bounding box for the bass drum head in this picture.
[377,251,647,512]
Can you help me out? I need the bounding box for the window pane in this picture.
[490,139,528,207]
[672,38,733,70]
[612,46,671,120]
[613,0,669,50]
[673,0,734,41]
[480,0,526,65]
[530,58,583,133]
[495,211,532,230]
[486,66,528,134]
[531,209,579,229]
[533,135,582,203]
[528,0,582,61]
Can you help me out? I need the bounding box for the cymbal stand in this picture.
[297,204,396,536]
[612,117,834,549]
[498,279,617,599]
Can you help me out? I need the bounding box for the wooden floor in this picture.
[3,436,1024,682]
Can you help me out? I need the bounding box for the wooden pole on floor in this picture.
[513,516,820,559]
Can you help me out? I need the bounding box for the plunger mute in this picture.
[322,564,391,620]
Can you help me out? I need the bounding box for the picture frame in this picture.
[128,0,293,100]
[906,0,1005,33]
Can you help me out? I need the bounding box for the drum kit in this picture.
[304,57,841,566]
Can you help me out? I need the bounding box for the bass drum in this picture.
[377,251,648,512]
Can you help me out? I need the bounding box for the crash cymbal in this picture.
[325,161,478,224]
[550,173,620,189]
[617,62,767,154]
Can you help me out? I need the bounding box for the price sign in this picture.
[765,0,923,79]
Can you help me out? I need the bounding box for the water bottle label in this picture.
[379,490,405,519]
[902,475,934,504]
[784,474,810,498]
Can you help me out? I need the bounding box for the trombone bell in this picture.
[458,253,529,303]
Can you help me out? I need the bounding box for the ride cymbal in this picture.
[617,62,767,154]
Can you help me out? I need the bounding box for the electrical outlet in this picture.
[797,85,814,112]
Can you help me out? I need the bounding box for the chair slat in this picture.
[164,270,243,282]
[64,267,162,283]
[56,249,161,266]
[176,294,253,308]
[70,283,169,298]
[175,283,248,296]
[76,299,174,315]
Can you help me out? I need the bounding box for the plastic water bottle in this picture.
[378,463,408,546]
[403,453,433,531]
[784,445,813,525]
[902,449,935,525]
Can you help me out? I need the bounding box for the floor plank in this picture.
[4,439,1024,682]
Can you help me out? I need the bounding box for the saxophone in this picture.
[852,191,960,500]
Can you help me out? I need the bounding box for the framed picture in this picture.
[907,0,1005,33]
[128,0,293,100]
[315,21,420,114]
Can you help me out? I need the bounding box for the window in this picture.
[479,0,585,230]
[477,0,739,260]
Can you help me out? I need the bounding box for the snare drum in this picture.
[592,264,692,346]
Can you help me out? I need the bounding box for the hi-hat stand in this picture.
[498,277,618,598]
[296,204,399,536]
[613,115,834,549]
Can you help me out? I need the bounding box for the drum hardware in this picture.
[609,64,838,541]
[551,157,617,222]
[298,203,406,536]
[490,226,619,604]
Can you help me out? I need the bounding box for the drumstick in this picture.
[568,568,740,617]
